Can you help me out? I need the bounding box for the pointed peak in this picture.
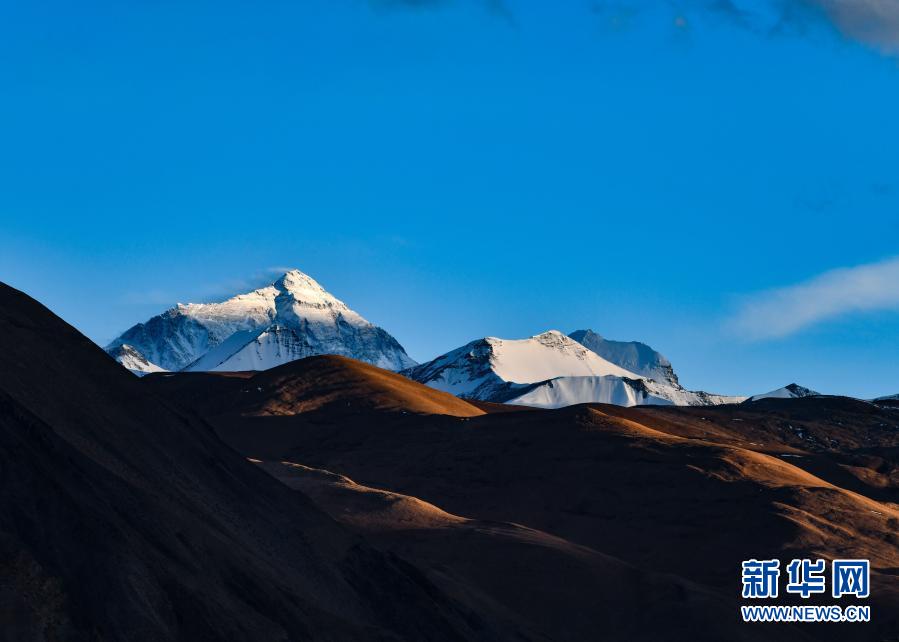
[274,268,323,290]
[748,383,820,402]
[784,383,817,395]
[272,270,337,304]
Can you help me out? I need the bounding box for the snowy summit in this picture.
[403,330,744,409]
[747,383,821,402]
[106,269,416,374]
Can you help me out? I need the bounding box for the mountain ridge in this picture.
[568,329,679,386]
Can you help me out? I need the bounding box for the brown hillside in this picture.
[0,282,511,641]
[154,378,899,641]
[145,354,484,418]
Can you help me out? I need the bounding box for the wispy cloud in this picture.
[371,0,899,52]
[813,0,899,53]
[728,256,899,340]
[592,0,899,55]
[202,268,292,299]
[265,266,298,276]
[121,268,294,310]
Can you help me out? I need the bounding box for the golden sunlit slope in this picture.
[146,354,484,418]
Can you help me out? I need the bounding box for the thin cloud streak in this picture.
[592,0,899,55]
[814,0,899,53]
[371,0,899,53]
[121,268,290,311]
[728,256,899,340]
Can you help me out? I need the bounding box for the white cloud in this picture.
[814,0,899,54]
[265,266,298,276]
[728,256,899,339]
[596,0,899,55]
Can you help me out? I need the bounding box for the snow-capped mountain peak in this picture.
[747,383,820,402]
[403,330,646,403]
[273,269,368,328]
[404,329,744,409]
[275,269,344,307]
[106,269,415,373]
[277,268,326,292]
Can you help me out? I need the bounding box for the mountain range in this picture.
[105,268,881,407]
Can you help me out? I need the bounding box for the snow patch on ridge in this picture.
[106,344,167,377]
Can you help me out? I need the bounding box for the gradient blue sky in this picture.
[2,0,898,397]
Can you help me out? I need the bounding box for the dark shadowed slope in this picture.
[254,461,795,642]
[0,282,516,641]
[149,362,899,642]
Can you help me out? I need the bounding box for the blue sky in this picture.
[2,0,898,397]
